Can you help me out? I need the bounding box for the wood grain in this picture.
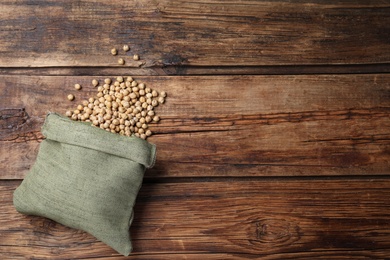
[1,75,389,179]
[1,1,389,259]
[0,0,389,68]
[1,179,390,259]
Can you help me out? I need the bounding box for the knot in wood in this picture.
[256,218,298,245]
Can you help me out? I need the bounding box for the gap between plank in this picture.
[0,63,389,76]
[2,175,390,184]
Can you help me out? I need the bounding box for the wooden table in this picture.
[1,1,389,259]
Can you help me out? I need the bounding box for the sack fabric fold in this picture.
[13,113,156,256]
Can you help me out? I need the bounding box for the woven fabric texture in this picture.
[13,113,156,256]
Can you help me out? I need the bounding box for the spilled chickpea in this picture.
[66,76,167,140]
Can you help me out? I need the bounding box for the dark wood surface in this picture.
[0,0,389,69]
[1,75,389,179]
[0,0,389,259]
[2,179,390,259]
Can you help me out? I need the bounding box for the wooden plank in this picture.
[0,1,389,68]
[1,179,390,259]
[1,75,389,179]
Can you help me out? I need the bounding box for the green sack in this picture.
[13,113,156,256]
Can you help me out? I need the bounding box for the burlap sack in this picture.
[13,113,156,256]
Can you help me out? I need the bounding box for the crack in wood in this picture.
[0,108,29,130]
[0,63,389,76]
[0,108,44,142]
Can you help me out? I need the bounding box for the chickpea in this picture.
[67,94,75,101]
[65,75,167,139]
[92,79,99,87]
[118,58,125,65]
[123,45,130,52]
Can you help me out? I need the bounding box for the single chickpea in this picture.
[65,110,72,117]
[123,45,130,52]
[104,95,112,102]
[118,58,125,65]
[92,79,99,87]
[67,94,75,101]
[147,110,155,116]
[123,101,130,108]
[112,119,120,126]
[85,107,92,114]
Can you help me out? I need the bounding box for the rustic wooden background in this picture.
[1,0,389,259]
